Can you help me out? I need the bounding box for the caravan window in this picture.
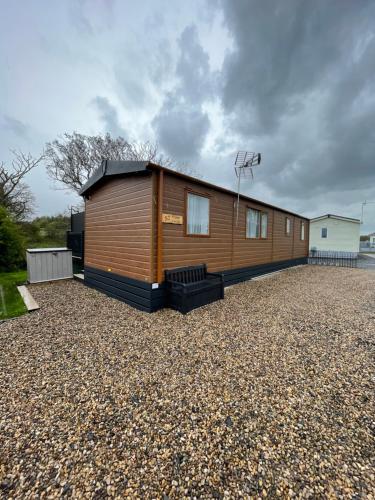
[286,217,291,235]
[246,209,268,239]
[186,192,210,236]
[261,212,268,238]
[246,208,260,238]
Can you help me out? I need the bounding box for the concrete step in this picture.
[17,286,39,312]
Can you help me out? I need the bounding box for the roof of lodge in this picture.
[79,160,309,220]
[310,214,361,223]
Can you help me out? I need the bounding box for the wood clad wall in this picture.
[85,175,153,282]
[232,199,273,269]
[160,174,309,276]
[161,175,233,274]
[293,218,309,258]
[272,210,294,262]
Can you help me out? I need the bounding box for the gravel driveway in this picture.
[358,253,375,269]
[1,266,374,498]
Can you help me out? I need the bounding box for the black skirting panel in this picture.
[222,257,308,287]
[84,267,166,312]
[84,258,307,312]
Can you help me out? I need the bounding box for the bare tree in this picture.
[0,150,44,220]
[45,132,197,194]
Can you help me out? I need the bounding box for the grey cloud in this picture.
[2,0,374,224]
[69,0,93,35]
[176,25,213,104]
[2,115,29,138]
[221,0,373,135]
[219,0,375,205]
[150,40,174,84]
[114,62,148,110]
[153,95,210,160]
[113,41,172,111]
[68,0,115,34]
[91,96,126,138]
[153,25,214,162]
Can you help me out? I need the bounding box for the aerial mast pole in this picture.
[234,151,262,225]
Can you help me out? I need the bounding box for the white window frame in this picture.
[246,209,268,239]
[286,217,291,236]
[321,227,328,238]
[261,212,268,239]
[246,208,260,238]
[301,221,305,241]
[186,192,210,236]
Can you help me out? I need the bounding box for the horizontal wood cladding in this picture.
[293,218,309,258]
[232,199,273,269]
[85,176,153,282]
[162,175,233,273]
[84,170,308,286]
[161,173,309,277]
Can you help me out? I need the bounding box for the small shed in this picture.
[79,161,310,312]
[309,214,360,254]
[26,248,73,284]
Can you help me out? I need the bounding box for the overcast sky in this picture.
[1,0,375,232]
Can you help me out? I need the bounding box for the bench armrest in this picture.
[166,279,189,288]
[206,272,224,281]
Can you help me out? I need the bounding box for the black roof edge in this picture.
[80,159,309,221]
[79,160,151,196]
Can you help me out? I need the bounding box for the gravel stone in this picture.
[0,266,374,498]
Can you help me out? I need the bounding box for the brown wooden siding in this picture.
[160,173,309,277]
[271,211,294,262]
[232,201,273,269]
[85,175,153,282]
[85,171,309,284]
[162,175,233,273]
[293,218,309,258]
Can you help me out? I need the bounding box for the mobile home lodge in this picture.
[79,161,309,312]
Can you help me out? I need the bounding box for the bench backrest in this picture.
[165,264,207,284]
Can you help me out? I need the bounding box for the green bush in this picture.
[0,206,25,271]
[20,214,70,248]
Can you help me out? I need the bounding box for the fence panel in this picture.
[308,250,358,268]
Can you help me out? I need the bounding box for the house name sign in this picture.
[162,213,183,225]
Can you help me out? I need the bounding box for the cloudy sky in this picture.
[1,0,375,231]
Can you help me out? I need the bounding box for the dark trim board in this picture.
[221,258,308,287]
[84,267,166,312]
[84,258,307,313]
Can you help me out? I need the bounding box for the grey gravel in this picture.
[0,266,374,498]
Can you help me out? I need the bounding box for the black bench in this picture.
[165,264,224,314]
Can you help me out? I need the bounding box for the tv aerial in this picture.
[234,151,262,224]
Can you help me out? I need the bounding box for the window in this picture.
[321,227,327,238]
[261,212,268,238]
[246,209,268,238]
[286,217,291,235]
[246,208,260,238]
[301,221,305,241]
[186,192,210,235]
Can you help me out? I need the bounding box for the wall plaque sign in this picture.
[162,213,183,225]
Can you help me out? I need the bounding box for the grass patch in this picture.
[0,270,28,320]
